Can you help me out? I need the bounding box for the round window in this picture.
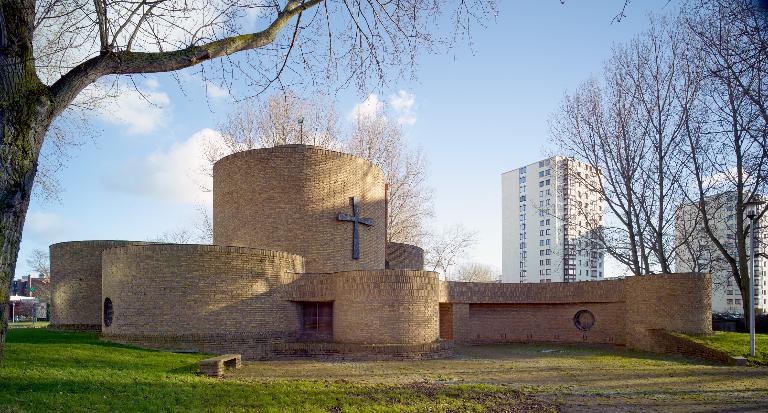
[103,297,114,327]
[573,310,595,331]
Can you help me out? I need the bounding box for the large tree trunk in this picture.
[0,0,53,361]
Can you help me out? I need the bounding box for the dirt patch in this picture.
[230,344,768,412]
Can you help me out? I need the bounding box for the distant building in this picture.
[12,274,50,301]
[502,156,604,283]
[675,193,768,314]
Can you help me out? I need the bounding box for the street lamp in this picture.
[745,199,765,358]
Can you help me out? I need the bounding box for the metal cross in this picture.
[337,196,374,260]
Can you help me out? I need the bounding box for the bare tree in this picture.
[147,229,196,244]
[551,16,701,276]
[25,248,49,279]
[680,0,768,316]
[347,105,433,245]
[217,91,341,153]
[0,0,496,357]
[424,224,478,277]
[449,261,498,282]
[206,90,433,245]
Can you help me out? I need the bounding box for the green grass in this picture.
[0,329,554,413]
[7,321,49,329]
[683,331,768,365]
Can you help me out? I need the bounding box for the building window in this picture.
[573,310,595,331]
[299,301,333,340]
[103,298,114,327]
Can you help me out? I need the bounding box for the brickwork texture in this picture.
[385,242,425,270]
[213,145,386,273]
[49,241,145,329]
[101,244,304,359]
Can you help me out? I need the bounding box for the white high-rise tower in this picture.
[502,157,604,283]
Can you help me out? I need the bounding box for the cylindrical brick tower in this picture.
[49,240,143,330]
[331,270,440,345]
[213,145,387,273]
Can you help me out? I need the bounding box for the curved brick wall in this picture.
[438,273,711,351]
[287,270,440,345]
[49,240,144,330]
[624,273,713,351]
[213,145,387,273]
[101,244,304,358]
[386,242,425,270]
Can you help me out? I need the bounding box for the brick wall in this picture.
[643,329,735,364]
[213,145,386,273]
[465,303,625,345]
[386,242,424,270]
[624,273,713,351]
[441,273,712,353]
[49,240,144,330]
[285,270,440,345]
[101,244,305,358]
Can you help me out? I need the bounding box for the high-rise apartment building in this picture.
[502,157,604,283]
[675,193,768,314]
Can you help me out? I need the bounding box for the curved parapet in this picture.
[49,240,145,330]
[386,242,425,270]
[101,244,305,359]
[624,272,713,351]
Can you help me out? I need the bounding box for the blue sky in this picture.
[17,0,677,278]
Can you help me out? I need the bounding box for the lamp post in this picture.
[745,199,765,358]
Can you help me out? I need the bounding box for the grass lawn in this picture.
[0,329,555,413]
[683,332,768,365]
[2,330,767,413]
[7,321,49,329]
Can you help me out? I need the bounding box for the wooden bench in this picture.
[199,354,242,377]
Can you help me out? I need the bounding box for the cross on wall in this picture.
[337,196,374,260]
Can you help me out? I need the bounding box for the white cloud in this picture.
[97,87,171,134]
[103,129,227,204]
[25,212,69,240]
[388,90,417,125]
[206,81,230,99]
[350,94,384,121]
[349,91,417,125]
[144,78,161,90]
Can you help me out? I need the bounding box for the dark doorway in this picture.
[103,297,114,327]
[299,301,333,341]
[439,303,453,340]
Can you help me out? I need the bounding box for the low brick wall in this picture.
[105,332,294,360]
[441,273,712,353]
[643,330,736,365]
[273,340,452,360]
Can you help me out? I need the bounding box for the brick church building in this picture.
[49,145,712,359]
